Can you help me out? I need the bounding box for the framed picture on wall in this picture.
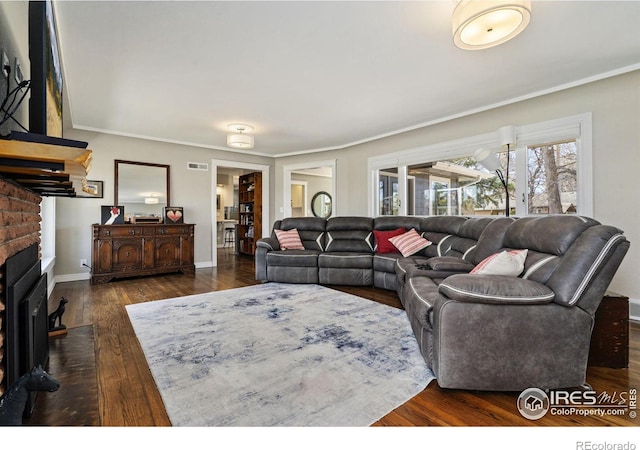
[164,207,184,224]
[101,206,124,225]
[77,180,104,198]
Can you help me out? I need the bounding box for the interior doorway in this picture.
[290,181,308,217]
[211,159,270,267]
[283,160,336,219]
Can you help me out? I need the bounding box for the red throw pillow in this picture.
[373,228,406,254]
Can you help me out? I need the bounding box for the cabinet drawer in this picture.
[154,225,193,236]
[97,226,146,237]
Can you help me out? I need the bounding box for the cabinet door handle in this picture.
[105,230,111,236]
[129,229,135,235]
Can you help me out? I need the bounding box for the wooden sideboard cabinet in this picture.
[588,292,629,368]
[91,223,195,284]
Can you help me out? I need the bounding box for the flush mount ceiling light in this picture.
[227,123,255,149]
[453,1,531,50]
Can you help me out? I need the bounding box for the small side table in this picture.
[588,292,629,368]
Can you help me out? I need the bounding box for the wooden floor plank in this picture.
[26,249,640,427]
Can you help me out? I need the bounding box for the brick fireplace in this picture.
[0,176,43,398]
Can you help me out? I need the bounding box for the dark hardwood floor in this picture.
[23,249,639,428]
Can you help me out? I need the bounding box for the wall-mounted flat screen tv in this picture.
[29,0,63,138]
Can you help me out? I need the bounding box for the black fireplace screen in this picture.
[4,243,49,416]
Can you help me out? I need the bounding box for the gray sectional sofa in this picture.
[255,215,629,391]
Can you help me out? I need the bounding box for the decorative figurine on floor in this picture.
[0,365,60,426]
[48,297,69,335]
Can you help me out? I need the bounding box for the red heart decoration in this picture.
[167,210,182,222]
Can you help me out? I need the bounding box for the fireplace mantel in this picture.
[0,139,93,197]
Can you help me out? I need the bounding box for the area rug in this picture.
[125,283,435,426]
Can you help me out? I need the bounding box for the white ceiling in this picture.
[54,1,640,158]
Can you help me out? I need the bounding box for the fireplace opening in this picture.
[4,243,49,417]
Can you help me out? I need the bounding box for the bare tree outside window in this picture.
[527,142,577,214]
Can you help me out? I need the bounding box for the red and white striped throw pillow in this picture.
[388,228,432,257]
[274,228,305,250]
[470,249,528,276]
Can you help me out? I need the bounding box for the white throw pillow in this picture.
[470,249,528,276]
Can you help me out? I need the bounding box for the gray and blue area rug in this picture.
[126,283,435,426]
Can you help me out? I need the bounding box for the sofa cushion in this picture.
[420,216,468,258]
[466,217,515,265]
[373,253,401,273]
[422,256,475,272]
[274,228,305,250]
[279,217,327,251]
[389,229,432,257]
[438,274,555,304]
[319,252,372,269]
[266,250,320,267]
[373,227,406,254]
[436,217,493,259]
[325,217,374,253]
[470,249,528,276]
[503,215,599,256]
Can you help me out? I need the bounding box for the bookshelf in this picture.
[238,172,262,256]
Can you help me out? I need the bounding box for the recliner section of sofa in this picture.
[255,217,326,284]
[319,217,374,285]
[422,216,629,390]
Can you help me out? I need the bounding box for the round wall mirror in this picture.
[311,191,332,218]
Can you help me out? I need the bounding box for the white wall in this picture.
[55,129,274,279]
[274,70,640,308]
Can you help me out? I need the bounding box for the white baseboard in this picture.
[54,264,214,285]
[55,272,91,283]
[196,261,214,269]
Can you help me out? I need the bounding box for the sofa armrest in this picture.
[420,256,475,272]
[438,274,555,305]
[256,237,280,251]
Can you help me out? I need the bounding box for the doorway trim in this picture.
[211,159,270,267]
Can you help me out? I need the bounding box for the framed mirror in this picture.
[115,160,170,222]
[311,191,332,218]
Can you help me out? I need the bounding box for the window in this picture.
[408,156,513,217]
[368,113,592,217]
[379,169,399,216]
[525,141,577,215]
